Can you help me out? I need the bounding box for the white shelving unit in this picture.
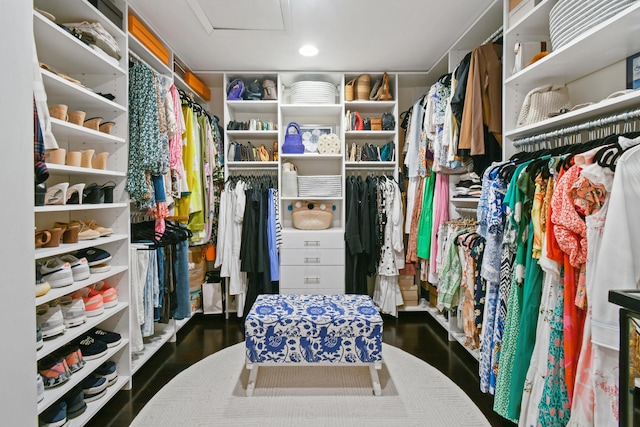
[502,0,640,158]
[33,1,131,423]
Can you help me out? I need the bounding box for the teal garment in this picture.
[537,277,571,425]
[417,171,436,260]
[492,267,521,423]
[508,218,544,420]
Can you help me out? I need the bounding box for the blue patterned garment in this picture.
[245,294,383,364]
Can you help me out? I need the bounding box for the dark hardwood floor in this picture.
[88,312,516,426]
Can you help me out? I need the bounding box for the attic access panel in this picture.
[189,0,287,31]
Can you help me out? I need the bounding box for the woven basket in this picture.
[355,74,370,101]
[516,85,571,127]
[292,201,333,230]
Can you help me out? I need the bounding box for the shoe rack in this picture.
[33,0,131,424]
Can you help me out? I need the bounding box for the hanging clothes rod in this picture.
[483,26,503,44]
[513,107,640,148]
[455,206,478,216]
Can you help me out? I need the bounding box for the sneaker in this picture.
[74,335,107,361]
[56,344,85,374]
[57,254,90,282]
[92,281,118,308]
[36,303,66,339]
[95,361,118,386]
[67,220,100,240]
[59,295,86,327]
[38,355,70,388]
[91,328,121,348]
[36,323,43,351]
[73,247,112,267]
[76,287,104,317]
[36,373,45,403]
[39,400,67,427]
[64,385,87,419]
[81,375,108,402]
[89,263,111,274]
[39,259,74,288]
[35,268,51,297]
[84,219,113,237]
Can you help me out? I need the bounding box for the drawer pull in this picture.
[304,257,320,264]
[304,240,321,247]
[304,277,321,284]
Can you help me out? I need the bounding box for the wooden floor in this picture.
[87,312,516,426]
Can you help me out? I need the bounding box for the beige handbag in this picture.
[281,162,298,197]
[516,85,571,127]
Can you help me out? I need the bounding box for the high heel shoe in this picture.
[98,121,115,134]
[80,149,95,168]
[66,151,82,167]
[83,117,102,131]
[35,230,52,248]
[101,181,116,204]
[44,183,69,205]
[53,222,82,243]
[92,152,109,170]
[66,183,85,205]
[48,148,66,165]
[82,183,102,204]
[41,227,63,248]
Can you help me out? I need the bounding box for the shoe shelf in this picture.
[35,202,129,214]
[36,266,128,307]
[423,304,480,362]
[50,118,126,145]
[226,100,278,114]
[37,303,128,364]
[35,234,128,261]
[38,338,129,415]
[33,11,126,83]
[226,161,278,169]
[42,70,127,115]
[68,375,129,427]
[226,130,279,138]
[45,163,127,178]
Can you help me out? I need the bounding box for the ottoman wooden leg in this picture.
[370,362,382,396]
[246,363,259,397]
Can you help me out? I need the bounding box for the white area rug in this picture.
[131,343,490,426]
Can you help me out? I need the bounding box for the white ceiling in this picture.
[128,0,498,85]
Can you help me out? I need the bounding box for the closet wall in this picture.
[5,2,36,424]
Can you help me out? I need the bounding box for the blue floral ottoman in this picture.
[244,294,384,396]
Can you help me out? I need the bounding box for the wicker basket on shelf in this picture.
[292,201,333,230]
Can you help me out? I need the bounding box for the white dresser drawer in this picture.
[281,230,345,249]
[279,265,344,292]
[280,248,343,266]
[280,288,345,295]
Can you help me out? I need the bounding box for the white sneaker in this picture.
[57,254,90,282]
[59,295,87,328]
[36,303,66,339]
[36,374,44,403]
[40,259,74,288]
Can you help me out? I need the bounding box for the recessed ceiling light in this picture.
[299,45,318,57]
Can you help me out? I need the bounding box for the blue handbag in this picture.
[226,79,244,100]
[282,122,304,154]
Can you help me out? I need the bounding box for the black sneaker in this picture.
[90,328,121,348]
[74,335,108,361]
[95,361,118,386]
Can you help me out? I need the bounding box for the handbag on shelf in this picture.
[282,122,304,154]
[258,144,270,161]
[243,79,262,100]
[380,141,395,162]
[363,117,371,131]
[353,112,364,131]
[292,200,334,230]
[370,117,382,131]
[226,79,244,100]
[262,79,277,100]
[381,112,395,130]
[345,78,356,101]
[516,85,571,127]
[272,141,278,161]
[355,74,371,101]
[370,72,393,101]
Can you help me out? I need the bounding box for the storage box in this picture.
[188,245,206,290]
[184,71,211,101]
[202,281,223,314]
[428,284,438,307]
[401,284,419,305]
[128,14,170,65]
[398,275,415,289]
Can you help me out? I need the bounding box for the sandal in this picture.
[44,183,69,205]
[66,183,85,205]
